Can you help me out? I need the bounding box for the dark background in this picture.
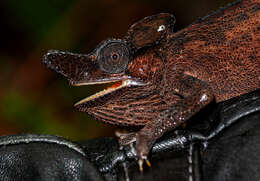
[0,0,233,141]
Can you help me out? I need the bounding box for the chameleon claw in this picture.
[138,157,151,172]
[138,159,144,172]
[145,159,151,167]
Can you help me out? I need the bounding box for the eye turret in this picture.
[97,40,130,74]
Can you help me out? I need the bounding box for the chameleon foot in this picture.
[116,131,153,171]
[138,156,151,172]
[115,131,137,147]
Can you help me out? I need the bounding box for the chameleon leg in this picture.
[118,74,215,170]
[137,88,213,162]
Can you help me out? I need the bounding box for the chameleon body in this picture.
[43,0,260,170]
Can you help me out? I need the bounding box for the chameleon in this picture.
[43,0,260,171]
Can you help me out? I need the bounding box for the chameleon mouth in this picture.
[74,79,145,106]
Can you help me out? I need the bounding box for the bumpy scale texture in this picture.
[162,0,259,102]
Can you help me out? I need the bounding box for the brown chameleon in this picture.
[43,0,260,171]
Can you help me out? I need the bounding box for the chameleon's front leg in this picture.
[122,75,215,170]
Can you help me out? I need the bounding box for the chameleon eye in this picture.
[97,40,130,74]
[111,53,119,61]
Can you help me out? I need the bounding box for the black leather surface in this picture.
[0,90,259,181]
[0,135,104,181]
[203,112,260,181]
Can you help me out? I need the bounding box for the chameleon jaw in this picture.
[74,79,146,106]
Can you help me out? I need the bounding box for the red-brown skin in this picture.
[43,0,260,168]
[162,0,260,103]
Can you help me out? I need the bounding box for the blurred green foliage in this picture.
[6,0,75,41]
[0,0,232,140]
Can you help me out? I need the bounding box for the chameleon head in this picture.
[42,13,175,127]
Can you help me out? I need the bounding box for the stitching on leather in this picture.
[188,144,193,181]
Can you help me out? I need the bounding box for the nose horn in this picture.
[42,50,94,84]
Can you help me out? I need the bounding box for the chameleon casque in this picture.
[43,0,260,171]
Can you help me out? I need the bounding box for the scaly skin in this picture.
[43,0,260,170]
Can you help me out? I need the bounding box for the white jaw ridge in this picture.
[74,79,145,106]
